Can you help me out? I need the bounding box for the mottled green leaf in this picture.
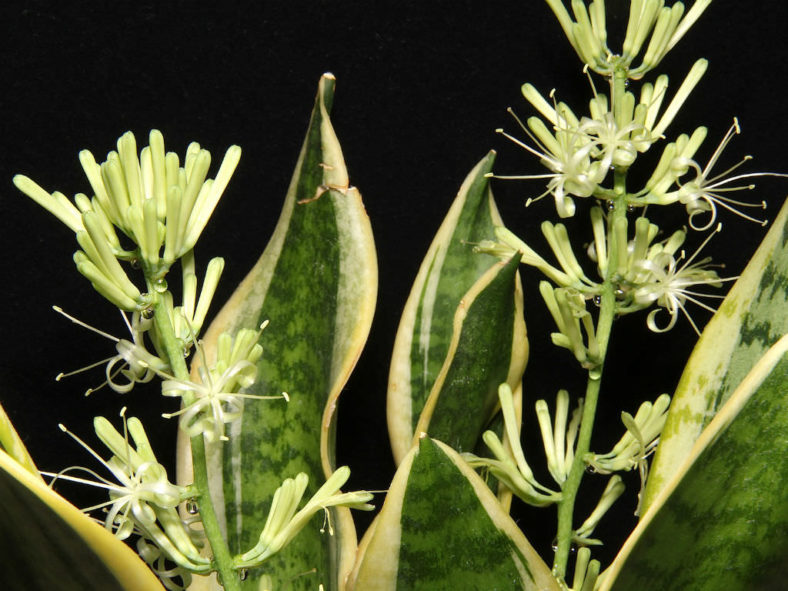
[0,448,165,591]
[642,198,788,512]
[348,437,559,591]
[602,335,788,591]
[181,74,376,591]
[388,153,527,464]
[413,253,525,454]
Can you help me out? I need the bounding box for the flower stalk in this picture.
[151,297,242,591]
[551,171,626,577]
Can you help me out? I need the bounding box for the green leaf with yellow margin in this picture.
[387,153,527,465]
[412,253,525,454]
[642,197,788,512]
[347,437,559,591]
[0,403,165,591]
[1,401,40,478]
[179,74,376,591]
[601,334,788,591]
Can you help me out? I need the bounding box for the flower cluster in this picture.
[235,466,374,568]
[160,323,289,443]
[46,413,211,583]
[49,412,373,586]
[14,131,240,310]
[463,384,563,507]
[17,128,380,589]
[464,384,628,546]
[479,206,732,347]
[543,0,713,78]
[587,393,671,513]
[51,250,227,395]
[492,58,709,218]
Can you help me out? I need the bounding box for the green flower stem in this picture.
[552,168,629,581]
[151,296,241,591]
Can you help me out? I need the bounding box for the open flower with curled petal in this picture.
[45,413,210,573]
[641,120,785,230]
[576,58,708,166]
[136,537,194,591]
[53,306,168,395]
[160,324,288,442]
[492,96,608,218]
[632,224,734,334]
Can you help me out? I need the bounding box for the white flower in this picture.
[52,306,168,395]
[492,96,608,217]
[644,120,787,229]
[675,120,771,230]
[160,324,288,442]
[45,413,210,573]
[633,224,733,334]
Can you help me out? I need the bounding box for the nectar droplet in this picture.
[142,307,155,320]
[592,295,602,307]
[239,569,248,581]
[130,258,141,270]
[186,500,199,514]
[154,278,168,293]
[606,200,615,211]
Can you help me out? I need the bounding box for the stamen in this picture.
[53,306,119,342]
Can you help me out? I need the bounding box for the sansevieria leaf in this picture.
[642,197,788,512]
[387,152,527,465]
[412,253,525,453]
[0,405,165,591]
[180,74,376,590]
[0,400,40,478]
[347,436,559,591]
[601,334,788,591]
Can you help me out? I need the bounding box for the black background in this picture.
[1,0,786,573]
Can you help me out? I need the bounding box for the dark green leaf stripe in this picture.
[644,198,788,511]
[0,449,164,591]
[416,254,522,453]
[605,337,788,591]
[190,74,376,590]
[713,213,788,412]
[348,438,558,591]
[398,438,533,589]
